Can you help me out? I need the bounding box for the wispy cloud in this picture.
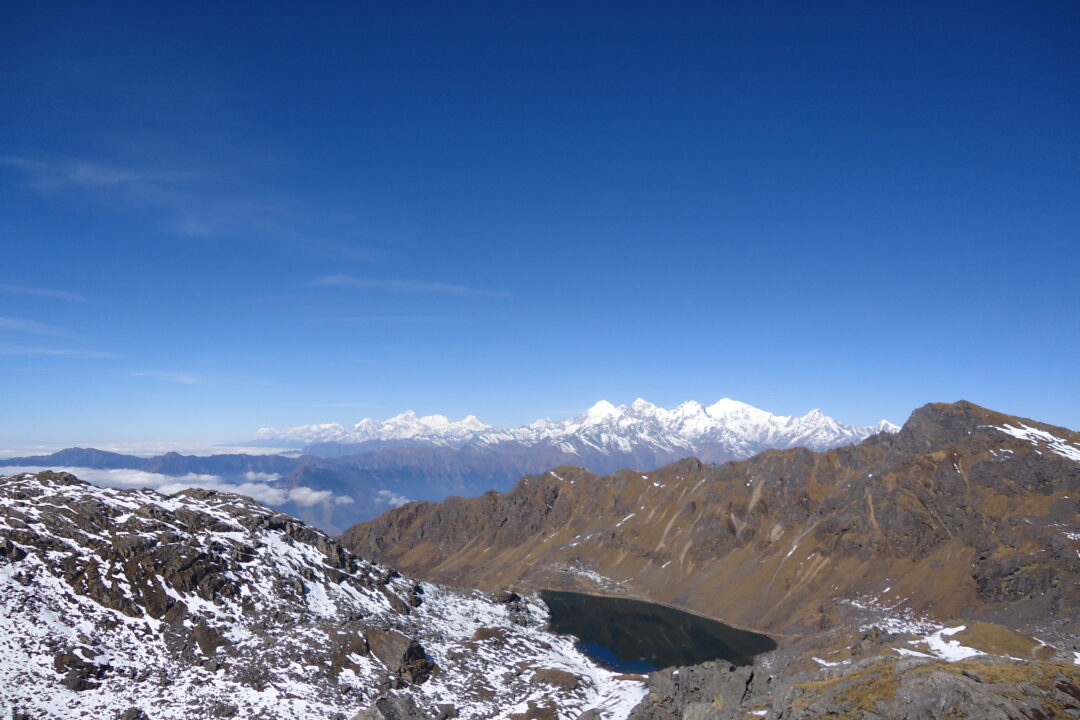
[312,315,461,324]
[131,371,206,385]
[0,316,78,340]
[4,157,383,263]
[313,274,508,298]
[0,346,117,359]
[2,157,193,192]
[0,317,113,358]
[0,284,88,303]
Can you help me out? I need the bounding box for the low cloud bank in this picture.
[1,466,351,508]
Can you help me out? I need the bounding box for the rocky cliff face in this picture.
[0,472,644,719]
[341,402,1080,643]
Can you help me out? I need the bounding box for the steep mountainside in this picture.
[342,402,1080,644]
[0,472,644,719]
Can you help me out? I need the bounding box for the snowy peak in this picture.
[253,399,898,464]
[257,411,492,448]
[869,419,902,434]
[583,399,620,425]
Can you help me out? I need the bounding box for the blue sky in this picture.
[1,1,1078,447]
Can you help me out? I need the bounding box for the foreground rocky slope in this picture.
[342,401,1080,643]
[0,472,643,719]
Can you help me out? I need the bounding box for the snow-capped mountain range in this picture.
[256,398,899,464]
[0,401,898,535]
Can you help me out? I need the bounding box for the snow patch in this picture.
[996,424,1080,463]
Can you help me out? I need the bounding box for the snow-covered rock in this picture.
[0,471,644,719]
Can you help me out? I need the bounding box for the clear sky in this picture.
[1,1,1078,448]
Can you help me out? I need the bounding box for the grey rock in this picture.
[680,704,722,720]
[352,695,435,720]
[629,661,753,720]
[365,628,436,685]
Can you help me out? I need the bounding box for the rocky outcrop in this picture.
[0,472,643,719]
[630,652,1080,720]
[342,401,1080,642]
[364,628,436,686]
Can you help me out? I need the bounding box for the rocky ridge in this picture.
[0,472,644,719]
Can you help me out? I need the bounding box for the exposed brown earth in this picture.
[341,401,1080,644]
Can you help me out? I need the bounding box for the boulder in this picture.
[365,628,436,685]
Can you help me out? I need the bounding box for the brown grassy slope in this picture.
[340,401,1080,637]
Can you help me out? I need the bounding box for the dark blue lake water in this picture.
[541,589,776,673]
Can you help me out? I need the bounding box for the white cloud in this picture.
[157,480,288,506]
[243,471,281,482]
[287,487,333,507]
[0,466,349,509]
[375,489,411,509]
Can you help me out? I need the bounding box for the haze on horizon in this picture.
[2,1,1078,449]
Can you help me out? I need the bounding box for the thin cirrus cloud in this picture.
[131,371,206,385]
[314,274,508,298]
[2,157,193,193]
[0,317,114,358]
[0,316,79,340]
[312,315,461,324]
[0,284,88,303]
[4,157,382,264]
[0,346,117,359]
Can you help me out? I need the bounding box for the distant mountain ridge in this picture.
[255,397,899,463]
[1,399,898,532]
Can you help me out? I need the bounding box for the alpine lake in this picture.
[540,590,777,673]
